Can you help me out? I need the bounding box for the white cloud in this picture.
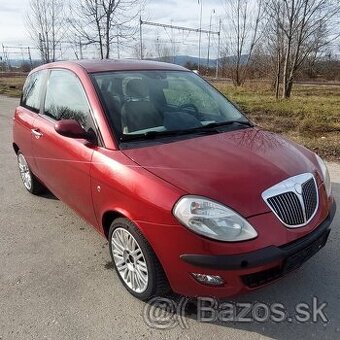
[0,0,31,44]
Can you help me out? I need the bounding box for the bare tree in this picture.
[154,35,175,63]
[264,0,340,98]
[222,0,264,86]
[26,0,66,63]
[131,40,151,59]
[69,0,145,59]
[261,1,286,98]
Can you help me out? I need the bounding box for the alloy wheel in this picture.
[111,227,149,293]
[18,153,32,191]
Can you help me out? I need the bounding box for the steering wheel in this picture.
[179,103,201,119]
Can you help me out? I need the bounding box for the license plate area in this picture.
[283,229,330,274]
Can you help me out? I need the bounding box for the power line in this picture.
[140,18,221,78]
[141,20,220,35]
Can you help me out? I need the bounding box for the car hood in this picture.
[122,128,319,217]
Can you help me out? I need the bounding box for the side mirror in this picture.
[54,119,92,140]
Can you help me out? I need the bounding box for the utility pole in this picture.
[20,47,25,64]
[59,42,62,60]
[215,19,222,79]
[39,33,44,63]
[171,19,175,63]
[2,44,10,71]
[79,39,83,59]
[2,44,7,71]
[51,2,56,62]
[207,9,215,71]
[198,0,203,73]
[139,17,143,59]
[45,30,50,63]
[117,35,120,59]
[27,47,33,70]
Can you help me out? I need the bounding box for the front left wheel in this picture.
[109,218,170,301]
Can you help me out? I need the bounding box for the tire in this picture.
[17,151,45,195]
[109,218,170,301]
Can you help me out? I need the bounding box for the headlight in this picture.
[173,196,258,242]
[315,154,331,197]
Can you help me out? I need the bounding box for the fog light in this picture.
[192,273,224,286]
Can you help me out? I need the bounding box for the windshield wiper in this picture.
[120,120,253,142]
[201,120,254,129]
[120,127,217,142]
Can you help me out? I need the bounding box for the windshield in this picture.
[92,70,251,143]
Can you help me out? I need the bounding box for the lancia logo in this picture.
[294,184,302,195]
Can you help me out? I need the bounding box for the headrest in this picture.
[126,79,149,98]
[111,78,123,95]
[101,78,111,91]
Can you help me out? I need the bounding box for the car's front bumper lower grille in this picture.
[242,228,330,288]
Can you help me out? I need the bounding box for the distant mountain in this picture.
[173,55,217,67]
[147,55,217,67]
[4,55,250,70]
[1,58,41,68]
[148,54,250,68]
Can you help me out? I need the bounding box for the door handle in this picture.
[31,129,43,139]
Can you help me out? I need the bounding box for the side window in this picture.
[21,71,44,113]
[44,70,93,131]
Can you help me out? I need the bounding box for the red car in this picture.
[13,60,336,301]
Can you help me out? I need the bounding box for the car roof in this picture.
[35,59,189,73]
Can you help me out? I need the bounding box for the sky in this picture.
[0,0,225,60]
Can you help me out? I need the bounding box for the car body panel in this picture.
[32,114,98,226]
[122,128,323,218]
[89,148,185,231]
[13,107,38,173]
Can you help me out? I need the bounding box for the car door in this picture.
[13,70,46,175]
[32,69,98,226]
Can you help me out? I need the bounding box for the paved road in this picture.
[0,95,339,340]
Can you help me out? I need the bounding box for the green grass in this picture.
[212,81,340,161]
[0,77,25,97]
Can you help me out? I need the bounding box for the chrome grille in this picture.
[302,178,318,220]
[267,192,304,226]
[262,173,319,228]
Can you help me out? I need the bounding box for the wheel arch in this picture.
[102,210,126,239]
[104,210,171,297]
[13,143,19,154]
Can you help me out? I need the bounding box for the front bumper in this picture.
[181,201,336,271]
[137,200,336,298]
[181,201,335,294]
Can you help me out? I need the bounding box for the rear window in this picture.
[21,71,45,113]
